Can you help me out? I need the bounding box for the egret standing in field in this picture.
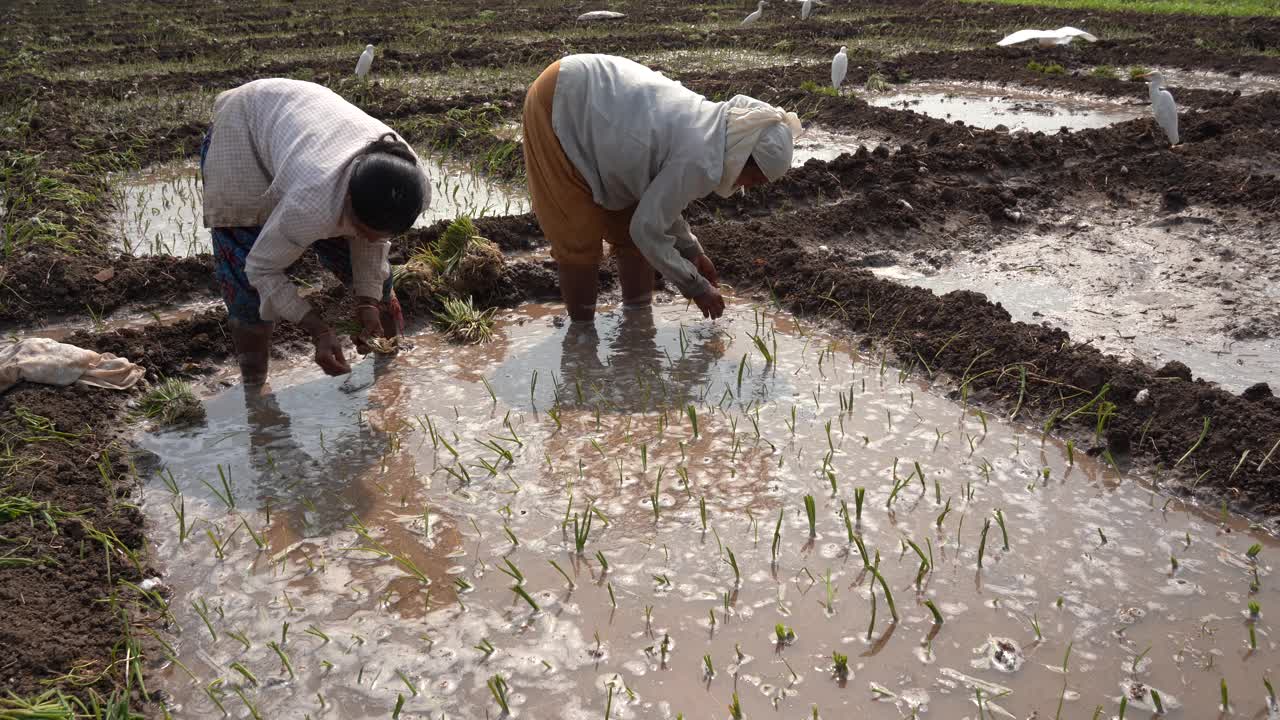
[355,44,375,79]
[1143,71,1179,146]
[831,46,848,91]
[801,0,813,20]
[997,26,1097,48]
[742,1,765,25]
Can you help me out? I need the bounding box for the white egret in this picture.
[831,46,848,91]
[1144,72,1179,146]
[801,0,813,19]
[355,44,375,79]
[577,10,626,20]
[997,26,1097,48]
[742,1,765,25]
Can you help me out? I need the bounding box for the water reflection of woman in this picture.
[555,305,730,414]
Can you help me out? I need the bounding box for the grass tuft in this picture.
[137,378,205,427]
[434,296,497,344]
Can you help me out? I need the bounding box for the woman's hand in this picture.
[692,287,726,319]
[353,299,385,355]
[300,310,351,375]
[693,253,720,287]
[312,330,351,375]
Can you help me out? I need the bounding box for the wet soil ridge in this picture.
[700,222,1280,515]
[5,85,1277,328]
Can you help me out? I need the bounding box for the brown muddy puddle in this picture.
[1111,67,1280,96]
[138,301,1280,719]
[867,82,1144,133]
[26,299,222,342]
[793,125,899,165]
[869,199,1280,392]
[112,159,527,256]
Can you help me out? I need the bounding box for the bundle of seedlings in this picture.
[394,216,506,304]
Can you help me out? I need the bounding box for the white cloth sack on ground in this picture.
[0,338,145,393]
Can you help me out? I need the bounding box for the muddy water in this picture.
[27,299,222,342]
[1130,67,1280,95]
[113,159,527,256]
[867,82,1144,133]
[793,125,900,165]
[140,302,1280,719]
[112,162,208,256]
[871,201,1280,392]
[412,157,529,228]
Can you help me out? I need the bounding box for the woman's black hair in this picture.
[348,132,427,235]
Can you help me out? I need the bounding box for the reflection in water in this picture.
[139,303,1280,720]
[555,306,728,414]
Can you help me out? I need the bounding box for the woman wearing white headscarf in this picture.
[524,54,801,322]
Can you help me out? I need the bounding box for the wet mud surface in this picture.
[3,0,1279,709]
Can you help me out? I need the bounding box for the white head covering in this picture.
[713,95,804,198]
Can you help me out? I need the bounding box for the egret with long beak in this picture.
[997,26,1097,48]
[355,44,375,79]
[831,46,848,91]
[1143,71,1179,146]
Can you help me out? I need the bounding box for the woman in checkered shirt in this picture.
[201,78,430,385]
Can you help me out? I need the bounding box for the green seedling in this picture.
[512,583,540,612]
[266,641,294,679]
[1175,416,1210,468]
[475,637,496,658]
[804,495,816,537]
[841,500,855,543]
[854,487,865,523]
[994,509,1009,551]
[925,599,944,625]
[775,623,796,645]
[831,651,849,678]
[549,559,575,588]
[704,653,715,678]
[434,296,497,344]
[726,547,741,586]
[870,564,899,622]
[729,692,744,720]
[771,509,784,563]
[202,465,236,510]
[573,505,594,553]
[977,518,992,569]
[1250,601,1261,619]
[686,404,699,439]
[1247,543,1262,560]
[936,498,952,529]
[229,662,258,687]
[498,558,524,585]
[1221,678,1229,712]
[488,675,511,716]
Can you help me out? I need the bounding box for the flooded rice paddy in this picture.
[866,82,1145,133]
[112,159,527,256]
[111,162,207,257]
[140,302,1280,719]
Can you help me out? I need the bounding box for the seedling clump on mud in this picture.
[137,378,205,427]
